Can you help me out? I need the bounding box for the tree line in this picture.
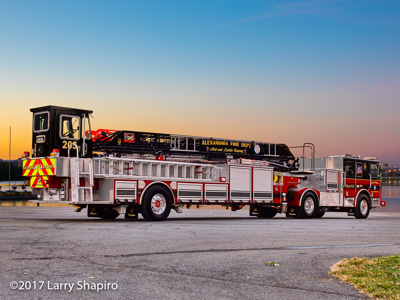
[0,161,25,181]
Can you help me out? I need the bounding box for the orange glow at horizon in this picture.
[1,101,398,167]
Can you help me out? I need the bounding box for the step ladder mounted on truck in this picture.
[22,105,385,220]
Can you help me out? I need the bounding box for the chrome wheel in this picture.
[150,193,167,215]
[304,197,315,215]
[300,192,318,218]
[141,185,172,221]
[354,195,370,219]
[359,199,368,216]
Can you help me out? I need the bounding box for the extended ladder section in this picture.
[92,157,218,181]
[92,130,296,169]
[170,135,280,157]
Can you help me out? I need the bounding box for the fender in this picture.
[288,187,320,206]
[354,189,372,206]
[139,181,174,205]
[299,188,320,206]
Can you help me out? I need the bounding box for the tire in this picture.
[141,185,172,221]
[300,192,318,218]
[315,210,325,218]
[99,208,119,220]
[354,195,370,219]
[257,207,277,218]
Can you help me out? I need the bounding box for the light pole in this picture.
[8,127,11,191]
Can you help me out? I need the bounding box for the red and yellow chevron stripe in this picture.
[30,176,49,188]
[22,158,55,177]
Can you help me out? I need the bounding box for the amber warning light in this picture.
[51,149,60,157]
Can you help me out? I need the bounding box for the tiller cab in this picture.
[22,106,384,220]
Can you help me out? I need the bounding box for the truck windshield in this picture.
[370,163,380,179]
[60,115,80,140]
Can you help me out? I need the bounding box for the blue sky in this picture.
[1,0,400,166]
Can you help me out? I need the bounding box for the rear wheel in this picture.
[300,192,318,218]
[257,207,277,218]
[354,195,370,219]
[141,185,172,221]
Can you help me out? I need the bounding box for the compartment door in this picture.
[230,166,251,203]
[253,168,273,203]
[320,169,342,206]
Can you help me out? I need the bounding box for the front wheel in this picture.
[141,185,172,221]
[354,196,370,219]
[300,192,318,218]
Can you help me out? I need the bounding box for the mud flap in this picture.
[87,205,100,217]
[286,206,301,218]
[249,205,260,217]
[125,206,139,220]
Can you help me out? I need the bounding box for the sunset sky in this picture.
[1,0,399,166]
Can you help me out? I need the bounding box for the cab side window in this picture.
[356,162,363,178]
[33,112,49,132]
[82,116,92,140]
[344,160,355,178]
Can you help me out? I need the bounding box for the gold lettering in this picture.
[203,140,229,146]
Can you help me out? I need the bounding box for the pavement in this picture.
[0,205,399,300]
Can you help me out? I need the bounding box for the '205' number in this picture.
[62,141,77,149]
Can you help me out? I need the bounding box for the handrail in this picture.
[290,143,315,171]
[67,142,79,158]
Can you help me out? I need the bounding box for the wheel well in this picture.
[140,182,175,205]
[300,189,319,206]
[356,190,371,206]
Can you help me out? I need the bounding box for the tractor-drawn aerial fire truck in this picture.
[21,106,385,220]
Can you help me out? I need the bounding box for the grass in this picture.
[265,261,281,266]
[330,255,400,299]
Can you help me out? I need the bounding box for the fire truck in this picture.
[22,105,384,220]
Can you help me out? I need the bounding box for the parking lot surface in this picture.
[0,206,399,299]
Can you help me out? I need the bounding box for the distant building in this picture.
[382,166,399,177]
